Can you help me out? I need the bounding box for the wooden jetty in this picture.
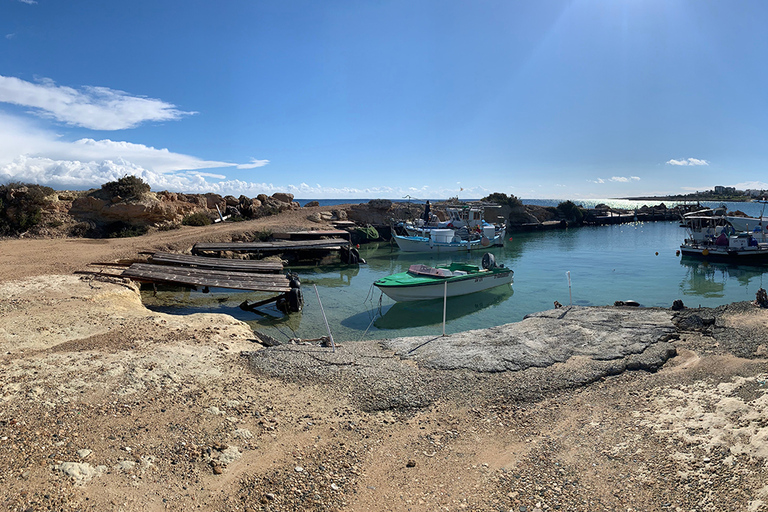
[192,237,364,264]
[148,251,283,273]
[272,229,351,241]
[192,238,350,255]
[120,256,304,313]
[122,263,292,293]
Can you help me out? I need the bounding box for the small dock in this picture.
[192,238,350,255]
[118,252,304,313]
[148,251,283,273]
[272,229,351,241]
[122,263,292,293]
[192,236,364,264]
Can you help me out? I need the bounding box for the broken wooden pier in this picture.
[119,252,303,313]
[191,236,364,264]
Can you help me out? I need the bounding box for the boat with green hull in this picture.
[373,253,513,302]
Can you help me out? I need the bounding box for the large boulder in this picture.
[70,193,196,225]
[272,192,294,204]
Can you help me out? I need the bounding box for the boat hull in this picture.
[393,234,504,252]
[375,270,513,301]
[680,244,768,262]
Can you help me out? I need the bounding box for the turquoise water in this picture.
[142,200,768,343]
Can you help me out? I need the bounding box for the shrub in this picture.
[482,192,523,209]
[182,212,213,226]
[556,200,584,223]
[105,221,149,238]
[0,182,55,236]
[101,175,151,201]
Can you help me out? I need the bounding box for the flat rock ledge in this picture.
[247,306,679,411]
[381,305,678,372]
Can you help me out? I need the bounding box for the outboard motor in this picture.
[481,252,496,270]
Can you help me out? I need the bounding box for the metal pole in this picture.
[566,271,572,306]
[442,280,448,336]
[313,285,335,352]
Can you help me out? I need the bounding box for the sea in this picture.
[142,198,768,343]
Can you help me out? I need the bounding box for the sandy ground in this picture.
[1,209,767,511]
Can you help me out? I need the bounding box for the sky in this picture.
[2,0,768,200]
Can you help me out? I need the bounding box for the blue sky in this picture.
[1,0,767,199]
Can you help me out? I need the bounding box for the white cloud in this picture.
[6,34,16,40]
[666,158,709,166]
[18,0,37,4]
[0,150,476,199]
[0,75,194,130]
[590,176,640,184]
[236,158,270,169]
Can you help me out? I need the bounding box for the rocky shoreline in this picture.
[0,206,767,511]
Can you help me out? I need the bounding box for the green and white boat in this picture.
[373,253,513,302]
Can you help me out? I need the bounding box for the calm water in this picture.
[142,199,768,343]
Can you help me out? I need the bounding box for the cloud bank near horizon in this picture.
[0,155,483,198]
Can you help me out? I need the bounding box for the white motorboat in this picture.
[393,229,504,252]
[402,205,505,237]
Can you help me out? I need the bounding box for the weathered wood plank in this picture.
[272,230,350,240]
[149,252,283,273]
[192,238,349,253]
[121,263,292,292]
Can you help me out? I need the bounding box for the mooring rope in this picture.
[358,292,384,342]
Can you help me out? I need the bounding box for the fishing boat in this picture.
[680,201,768,261]
[680,214,768,261]
[394,228,504,253]
[373,253,513,302]
[402,205,505,237]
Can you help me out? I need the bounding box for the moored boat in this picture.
[373,253,513,302]
[680,214,768,261]
[680,232,768,261]
[394,229,504,252]
[403,205,505,238]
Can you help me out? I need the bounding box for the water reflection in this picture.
[678,257,768,298]
[293,265,360,287]
[342,285,514,330]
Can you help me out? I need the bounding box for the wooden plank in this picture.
[193,238,350,253]
[149,252,283,273]
[121,263,292,292]
[272,229,350,240]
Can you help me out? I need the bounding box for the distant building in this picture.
[713,186,736,195]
